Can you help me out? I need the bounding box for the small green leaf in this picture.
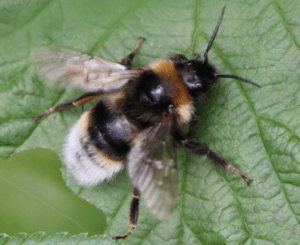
[1,0,300,245]
[23,232,47,245]
[4,233,27,245]
[0,234,10,245]
[0,233,114,245]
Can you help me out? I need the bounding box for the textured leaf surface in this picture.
[1,0,300,244]
[0,232,115,245]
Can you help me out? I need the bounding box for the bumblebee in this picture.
[32,7,260,240]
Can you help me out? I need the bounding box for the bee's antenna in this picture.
[204,6,225,64]
[215,74,261,87]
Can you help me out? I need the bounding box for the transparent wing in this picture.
[127,118,178,219]
[31,48,143,91]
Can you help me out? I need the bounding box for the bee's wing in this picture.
[31,48,143,91]
[127,118,178,219]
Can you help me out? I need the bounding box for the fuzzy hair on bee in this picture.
[32,7,260,240]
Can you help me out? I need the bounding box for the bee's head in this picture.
[175,58,218,98]
[171,7,260,103]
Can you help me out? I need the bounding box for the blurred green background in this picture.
[0,149,106,236]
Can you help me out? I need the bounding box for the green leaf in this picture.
[1,0,300,245]
[0,232,115,245]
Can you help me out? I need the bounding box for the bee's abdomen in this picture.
[64,100,132,186]
[88,100,131,158]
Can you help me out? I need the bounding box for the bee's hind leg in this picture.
[113,186,140,240]
[174,130,253,185]
[121,37,146,69]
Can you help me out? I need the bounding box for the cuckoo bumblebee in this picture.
[32,7,260,240]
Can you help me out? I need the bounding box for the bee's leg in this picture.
[169,54,188,64]
[193,53,200,60]
[33,90,105,122]
[185,113,200,139]
[113,186,140,240]
[121,37,146,69]
[174,131,252,184]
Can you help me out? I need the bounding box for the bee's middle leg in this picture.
[33,90,105,122]
[185,113,201,139]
